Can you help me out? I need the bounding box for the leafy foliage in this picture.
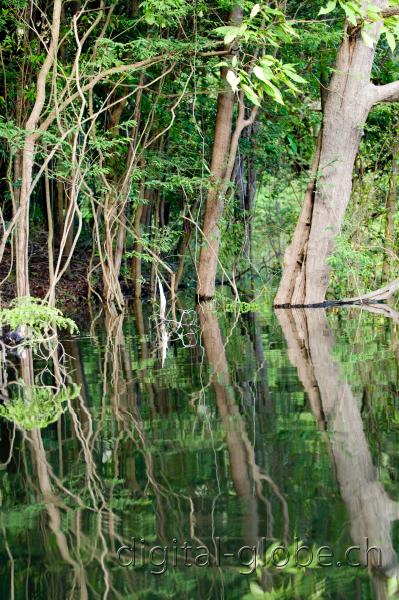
[0,297,79,341]
[0,381,81,430]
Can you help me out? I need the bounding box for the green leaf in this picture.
[225,30,238,44]
[318,0,337,15]
[144,12,155,24]
[386,30,396,52]
[284,79,301,94]
[260,56,275,67]
[262,80,284,104]
[283,66,307,84]
[213,26,240,45]
[340,2,358,25]
[366,4,382,20]
[253,65,272,84]
[241,83,261,106]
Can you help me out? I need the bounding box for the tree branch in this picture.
[37,49,231,136]
[381,7,399,18]
[372,79,399,104]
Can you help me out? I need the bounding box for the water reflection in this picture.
[0,302,397,598]
[197,302,289,547]
[276,307,399,600]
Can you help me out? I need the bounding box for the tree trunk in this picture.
[196,83,236,300]
[15,0,62,298]
[383,136,399,277]
[275,4,399,306]
[196,6,242,301]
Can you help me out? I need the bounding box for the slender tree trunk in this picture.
[132,185,153,298]
[383,136,399,277]
[196,7,243,301]
[62,184,74,264]
[56,177,64,240]
[196,87,236,300]
[132,201,144,298]
[275,4,399,306]
[44,162,55,306]
[15,0,62,298]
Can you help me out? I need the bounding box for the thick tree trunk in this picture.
[304,31,375,304]
[275,4,397,306]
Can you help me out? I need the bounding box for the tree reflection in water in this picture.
[0,304,398,598]
[275,307,399,600]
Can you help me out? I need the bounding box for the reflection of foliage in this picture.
[0,381,80,430]
[0,297,79,343]
[1,310,399,599]
[0,501,45,535]
[242,540,382,600]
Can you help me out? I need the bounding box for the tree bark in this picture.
[15,0,62,298]
[196,7,242,301]
[275,2,399,306]
[383,135,399,277]
[196,83,236,300]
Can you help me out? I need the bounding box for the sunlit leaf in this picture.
[361,29,375,47]
[250,3,261,19]
[318,0,337,15]
[386,30,396,52]
[262,80,284,104]
[253,65,272,84]
[283,66,307,84]
[226,69,240,92]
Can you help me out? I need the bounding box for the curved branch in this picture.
[38,55,166,135]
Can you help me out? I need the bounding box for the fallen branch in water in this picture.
[341,278,399,303]
[274,279,399,308]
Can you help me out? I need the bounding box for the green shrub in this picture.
[0,297,78,342]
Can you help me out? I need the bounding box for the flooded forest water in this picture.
[0,299,399,599]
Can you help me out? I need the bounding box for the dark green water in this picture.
[0,300,399,599]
